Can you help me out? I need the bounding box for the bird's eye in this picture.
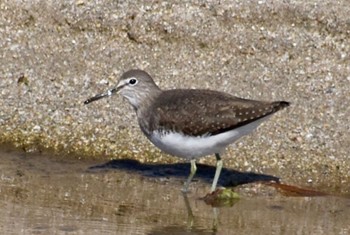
[129,78,137,85]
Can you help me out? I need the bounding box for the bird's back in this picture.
[139,89,289,137]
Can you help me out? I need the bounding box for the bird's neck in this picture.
[133,88,162,112]
[134,89,163,136]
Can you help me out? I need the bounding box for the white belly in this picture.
[149,116,270,159]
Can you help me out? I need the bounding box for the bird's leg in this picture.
[182,159,197,193]
[211,153,223,193]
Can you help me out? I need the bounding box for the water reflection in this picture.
[148,193,229,234]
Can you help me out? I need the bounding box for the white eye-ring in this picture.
[129,78,138,86]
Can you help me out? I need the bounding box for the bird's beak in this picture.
[84,84,122,105]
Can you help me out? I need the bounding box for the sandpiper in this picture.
[84,69,290,193]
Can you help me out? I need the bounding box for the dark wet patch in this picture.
[88,158,280,188]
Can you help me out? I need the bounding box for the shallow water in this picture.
[0,148,349,235]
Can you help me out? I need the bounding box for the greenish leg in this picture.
[182,159,197,193]
[211,153,223,193]
[182,193,194,228]
[212,207,219,232]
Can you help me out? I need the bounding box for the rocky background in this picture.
[0,1,349,192]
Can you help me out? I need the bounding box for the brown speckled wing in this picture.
[147,89,289,136]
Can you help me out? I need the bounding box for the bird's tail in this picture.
[272,101,290,111]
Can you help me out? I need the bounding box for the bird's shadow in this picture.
[87,158,279,187]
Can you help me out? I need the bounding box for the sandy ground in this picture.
[0,1,349,192]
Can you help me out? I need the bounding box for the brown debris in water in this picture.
[202,188,240,207]
[264,182,329,197]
